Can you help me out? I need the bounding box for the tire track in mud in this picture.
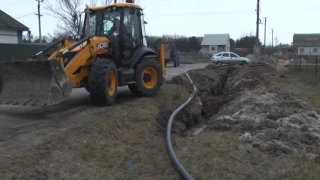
[0,87,152,147]
[0,88,92,145]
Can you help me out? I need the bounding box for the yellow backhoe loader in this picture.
[0,1,166,106]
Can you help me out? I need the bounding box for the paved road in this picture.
[165,63,208,80]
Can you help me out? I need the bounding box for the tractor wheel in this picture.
[128,58,163,97]
[88,58,118,106]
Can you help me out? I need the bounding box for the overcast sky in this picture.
[1,0,319,45]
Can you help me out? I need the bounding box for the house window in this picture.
[313,48,318,53]
[211,46,215,51]
[300,47,304,53]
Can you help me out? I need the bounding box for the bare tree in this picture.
[101,0,113,5]
[43,0,85,39]
[90,0,98,6]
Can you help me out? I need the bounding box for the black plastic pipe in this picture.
[165,62,267,180]
[165,68,197,180]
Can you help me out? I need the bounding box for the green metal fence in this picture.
[0,43,53,61]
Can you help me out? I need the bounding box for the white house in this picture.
[199,34,230,55]
[0,10,29,44]
[293,33,320,56]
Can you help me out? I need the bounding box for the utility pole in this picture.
[264,17,267,49]
[254,0,260,61]
[271,29,274,48]
[35,0,43,43]
[255,0,260,45]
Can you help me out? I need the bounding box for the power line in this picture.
[145,11,256,16]
[144,6,320,17]
[15,13,35,19]
[2,1,30,7]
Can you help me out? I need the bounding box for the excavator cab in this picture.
[83,3,148,62]
[0,2,166,107]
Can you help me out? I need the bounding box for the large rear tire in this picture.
[89,58,118,106]
[128,58,163,97]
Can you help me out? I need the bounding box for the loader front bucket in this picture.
[0,59,73,106]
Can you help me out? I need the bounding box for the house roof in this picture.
[201,34,230,46]
[293,33,320,47]
[0,10,29,31]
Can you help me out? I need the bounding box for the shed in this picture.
[199,34,230,55]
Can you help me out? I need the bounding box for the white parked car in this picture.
[211,52,251,65]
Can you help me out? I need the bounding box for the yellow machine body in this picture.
[0,2,166,106]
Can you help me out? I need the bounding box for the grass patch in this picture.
[0,84,189,180]
[268,67,320,108]
[1,78,320,180]
[175,132,320,180]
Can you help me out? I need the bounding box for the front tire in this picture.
[89,58,118,106]
[128,58,163,97]
[240,61,248,65]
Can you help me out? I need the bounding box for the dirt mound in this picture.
[157,66,231,135]
[163,64,320,158]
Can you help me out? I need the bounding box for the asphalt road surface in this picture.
[165,63,208,80]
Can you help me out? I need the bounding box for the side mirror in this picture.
[113,32,119,37]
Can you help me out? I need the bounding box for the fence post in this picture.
[316,56,318,77]
[299,54,301,72]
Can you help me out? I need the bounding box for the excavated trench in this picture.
[157,64,320,159]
